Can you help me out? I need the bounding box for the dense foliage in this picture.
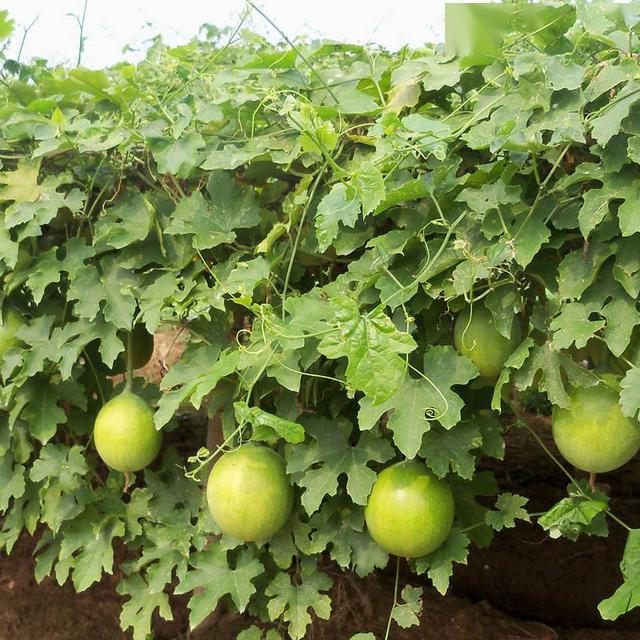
[2,2,640,637]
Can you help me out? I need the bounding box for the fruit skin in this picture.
[94,391,161,472]
[454,306,521,379]
[552,384,640,473]
[365,460,454,558]
[0,308,24,359]
[207,444,294,542]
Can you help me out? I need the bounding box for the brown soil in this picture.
[3,339,640,639]
[1,532,638,640]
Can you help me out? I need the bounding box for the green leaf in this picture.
[0,453,26,512]
[577,170,640,238]
[308,500,387,577]
[27,248,61,303]
[58,510,126,591]
[349,161,386,216]
[358,346,478,458]
[414,528,470,594]
[315,184,360,252]
[118,574,174,640]
[599,529,640,620]
[591,81,640,146]
[485,493,530,531]
[551,302,605,350]
[266,559,332,640]
[485,284,523,338]
[620,367,640,420]
[94,191,154,249]
[419,422,482,479]
[150,132,205,175]
[30,444,88,488]
[22,383,67,444]
[68,263,137,329]
[392,585,423,629]
[224,256,270,296]
[602,297,640,357]
[176,546,264,629]
[318,297,416,404]
[513,342,598,409]
[557,244,615,300]
[165,171,261,249]
[235,401,305,443]
[0,10,14,40]
[538,493,608,541]
[287,416,393,514]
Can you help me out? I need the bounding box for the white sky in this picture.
[2,1,447,68]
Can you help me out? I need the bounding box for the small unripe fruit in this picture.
[207,445,294,542]
[365,460,454,558]
[454,306,521,379]
[552,384,640,473]
[94,391,161,472]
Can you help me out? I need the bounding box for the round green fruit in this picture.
[454,306,521,379]
[207,445,294,542]
[365,460,454,558]
[552,384,640,473]
[94,391,161,472]
[0,308,24,359]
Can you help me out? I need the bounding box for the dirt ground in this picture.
[2,335,640,639]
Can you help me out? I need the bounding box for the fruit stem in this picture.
[123,471,130,494]
[589,472,597,493]
[384,556,401,640]
[125,328,133,392]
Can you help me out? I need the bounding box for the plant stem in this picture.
[75,0,88,68]
[281,165,327,320]
[125,328,133,392]
[384,556,401,640]
[246,1,339,105]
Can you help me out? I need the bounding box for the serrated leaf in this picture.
[318,297,416,404]
[551,302,605,350]
[538,493,608,541]
[599,529,640,620]
[414,528,470,594]
[235,401,305,444]
[287,417,393,514]
[620,367,640,420]
[513,342,598,409]
[266,560,332,640]
[176,546,263,629]
[315,183,360,252]
[165,171,261,249]
[118,574,173,640]
[485,493,530,531]
[419,422,482,479]
[150,132,205,175]
[392,585,423,629]
[0,453,25,512]
[22,383,66,444]
[358,346,477,458]
[94,191,154,249]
